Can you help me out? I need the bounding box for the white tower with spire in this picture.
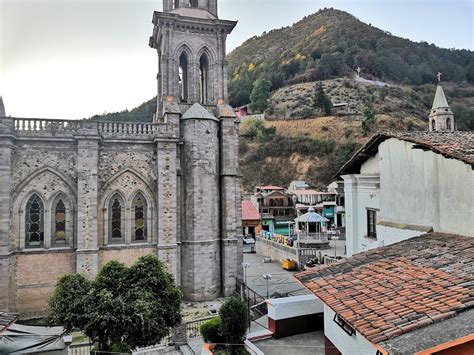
[429,73,454,132]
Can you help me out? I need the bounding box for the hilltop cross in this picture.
[357,67,362,77]
[437,72,442,83]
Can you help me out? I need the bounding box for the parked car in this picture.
[243,237,256,245]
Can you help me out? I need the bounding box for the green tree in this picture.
[49,255,182,352]
[313,82,332,116]
[249,79,272,113]
[219,297,248,348]
[361,106,376,136]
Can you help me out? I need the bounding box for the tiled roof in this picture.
[0,312,18,333]
[242,200,260,221]
[337,131,474,176]
[295,233,474,345]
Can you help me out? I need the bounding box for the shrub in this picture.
[200,317,224,344]
[219,297,248,346]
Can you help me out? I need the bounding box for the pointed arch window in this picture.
[190,0,198,8]
[109,195,125,243]
[199,53,209,104]
[54,199,66,242]
[432,120,436,131]
[132,193,147,242]
[446,118,452,130]
[25,194,44,248]
[179,53,189,102]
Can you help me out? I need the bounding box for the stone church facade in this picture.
[0,0,242,317]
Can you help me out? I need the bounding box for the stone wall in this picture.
[13,250,76,316]
[255,237,298,263]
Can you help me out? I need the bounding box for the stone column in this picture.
[217,105,242,296]
[75,122,100,279]
[0,118,14,310]
[155,135,180,284]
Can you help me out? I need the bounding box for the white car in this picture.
[243,237,256,245]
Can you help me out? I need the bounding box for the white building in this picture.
[339,84,473,256]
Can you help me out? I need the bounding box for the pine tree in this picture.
[313,82,332,116]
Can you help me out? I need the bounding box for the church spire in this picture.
[0,96,5,117]
[429,73,454,132]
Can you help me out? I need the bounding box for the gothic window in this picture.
[446,118,452,130]
[190,0,198,7]
[109,195,124,242]
[25,194,44,248]
[199,53,209,104]
[132,193,147,242]
[174,0,179,9]
[432,120,436,131]
[54,199,66,242]
[179,53,189,102]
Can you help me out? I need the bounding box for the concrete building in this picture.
[339,84,473,256]
[0,0,242,317]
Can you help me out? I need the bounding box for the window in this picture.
[110,196,124,241]
[199,54,209,104]
[431,120,436,131]
[179,53,188,102]
[446,117,452,130]
[173,0,179,9]
[190,0,198,7]
[367,209,377,239]
[54,199,66,243]
[26,194,44,248]
[132,194,147,242]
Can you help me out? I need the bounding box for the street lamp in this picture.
[331,236,339,258]
[262,274,272,299]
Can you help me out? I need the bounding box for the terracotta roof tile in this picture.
[337,131,474,176]
[295,233,474,344]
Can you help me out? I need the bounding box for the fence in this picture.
[183,316,216,339]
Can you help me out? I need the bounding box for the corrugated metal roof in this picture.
[242,200,260,221]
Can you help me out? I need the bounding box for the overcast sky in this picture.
[1,0,473,119]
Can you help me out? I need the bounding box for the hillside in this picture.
[87,8,474,191]
[227,8,474,108]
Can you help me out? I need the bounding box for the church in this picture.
[0,0,242,317]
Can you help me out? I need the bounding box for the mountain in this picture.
[88,8,474,191]
[227,8,474,108]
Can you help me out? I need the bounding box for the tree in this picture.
[361,106,376,136]
[49,255,182,352]
[313,82,332,116]
[219,297,248,347]
[249,79,272,113]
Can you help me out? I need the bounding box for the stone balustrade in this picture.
[14,118,82,132]
[0,117,174,139]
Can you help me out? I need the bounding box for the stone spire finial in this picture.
[0,96,5,117]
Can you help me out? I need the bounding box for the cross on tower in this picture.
[437,72,442,83]
[356,67,362,77]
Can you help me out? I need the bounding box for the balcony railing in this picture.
[14,118,82,132]
[3,117,173,138]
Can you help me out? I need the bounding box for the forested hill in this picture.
[227,8,474,107]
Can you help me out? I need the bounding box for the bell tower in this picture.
[429,73,455,132]
[149,1,242,301]
[150,0,236,119]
